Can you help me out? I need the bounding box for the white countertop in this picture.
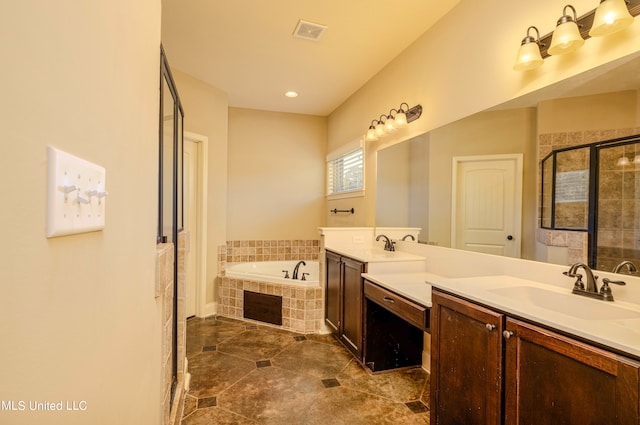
[362,272,441,307]
[429,275,640,359]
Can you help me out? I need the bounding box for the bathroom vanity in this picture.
[429,276,640,425]
[324,247,431,372]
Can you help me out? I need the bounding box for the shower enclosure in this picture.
[541,134,640,271]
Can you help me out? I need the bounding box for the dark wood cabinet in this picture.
[324,250,366,358]
[504,317,640,425]
[431,289,640,425]
[325,251,341,334]
[431,290,504,425]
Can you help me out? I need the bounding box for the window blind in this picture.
[327,147,364,196]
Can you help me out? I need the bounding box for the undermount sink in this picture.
[490,285,640,321]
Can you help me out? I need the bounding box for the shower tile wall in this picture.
[537,127,640,265]
[597,143,640,271]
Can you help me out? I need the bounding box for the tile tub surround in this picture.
[218,277,323,333]
[217,239,322,333]
[182,317,430,425]
[220,239,320,266]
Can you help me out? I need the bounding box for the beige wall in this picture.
[538,90,639,133]
[0,1,163,424]
[327,0,640,227]
[171,70,228,304]
[227,108,327,240]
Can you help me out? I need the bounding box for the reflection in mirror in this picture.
[541,146,590,230]
[376,135,428,235]
[376,53,640,268]
[596,138,640,272]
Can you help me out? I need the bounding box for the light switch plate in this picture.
[46,147,106,238]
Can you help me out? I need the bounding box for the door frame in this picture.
[451,153,523,258]
[184,131,208,318]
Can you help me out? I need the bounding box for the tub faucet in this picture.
[613,260,638,275]
[376,234,395,251]
[292,260,306,280]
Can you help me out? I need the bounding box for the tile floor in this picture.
[181,316,430,425]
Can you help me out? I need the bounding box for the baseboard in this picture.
[204,302,217,317]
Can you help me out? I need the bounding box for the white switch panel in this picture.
[46,147,107,238]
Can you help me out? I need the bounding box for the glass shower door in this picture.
[595,141,640,271]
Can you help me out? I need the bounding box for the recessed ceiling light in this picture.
[284,91,298,98]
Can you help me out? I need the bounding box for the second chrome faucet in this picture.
[376,234,395,251]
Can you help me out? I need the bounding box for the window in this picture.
[327,139,364,198]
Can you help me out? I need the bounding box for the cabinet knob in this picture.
[485,323,495,331]
[503,330,514,339]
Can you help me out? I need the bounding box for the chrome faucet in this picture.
[564,262,626,301]
[401,234,415,241]
[613,260,638,275]
[292,260,306,280]
[376,234,395,251]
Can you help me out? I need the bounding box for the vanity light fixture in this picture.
[616,156,630,166]
[513,0,640,71]
[384,111,396,133]
[363,103,422,142]
[375,115,386,138]
[394,103,409,128]
[513,26,545,71]
[366,120,379,142]
[590,0,634,36]
[548,5,585,55]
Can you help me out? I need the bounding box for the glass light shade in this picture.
[548,21,584,55]
[365,126,378,142]
[634,155,640,164]
[375,121,385,137]
[395,111,407,128]
[384,116,396,133]
[513,42,544,71]
[589,0,634,37]
[616,156,630,166]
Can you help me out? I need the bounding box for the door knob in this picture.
[507,235,514,240]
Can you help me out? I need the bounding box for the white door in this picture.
[451,154,523,258]
[184,140,198,317]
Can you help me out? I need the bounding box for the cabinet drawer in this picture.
[364,280,429,331]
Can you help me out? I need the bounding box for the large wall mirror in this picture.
[376,51,640,272]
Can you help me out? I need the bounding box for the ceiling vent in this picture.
[293,20,327,41]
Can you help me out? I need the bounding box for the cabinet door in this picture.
[324,251,341,334]
[504,318,640,425]
[431,290,504,425]
[341,256,365,358]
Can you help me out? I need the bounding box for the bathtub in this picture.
[225,260,320,286]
